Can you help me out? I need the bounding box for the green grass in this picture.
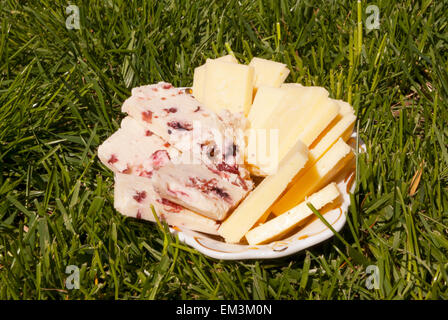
[1,0,447,300]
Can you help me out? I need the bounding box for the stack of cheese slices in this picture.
[98,54,356,246]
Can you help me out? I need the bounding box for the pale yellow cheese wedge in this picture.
[192,55,238,103]
[267,85,329,159]
[297,98,340,147]
[246,85,331,176]
[246,127,280,176]
[246,84,339,176]
[192,66,206,102]
[214,54,239,64]
[246,86,289,176]
[271,138,353,216]
[219,140,308,243]
[248,86,288,129]
[245,183,340,245]
[202,60,254,115]
[249,57,290,91]
[333,99,355,116]
[310,112,356,163]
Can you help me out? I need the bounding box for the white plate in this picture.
[166,132,364,260]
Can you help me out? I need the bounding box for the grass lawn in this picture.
[0,0,447,300]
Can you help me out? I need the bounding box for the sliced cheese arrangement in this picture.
[98,53,356,247]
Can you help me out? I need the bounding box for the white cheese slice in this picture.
[114,173,219,235]
[218,140,309,243]
[98,116,176,177]
[121,82,253,192]
[152,164,249,221]
[245,183,340,245]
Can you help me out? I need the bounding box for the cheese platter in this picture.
[98,54,363,260]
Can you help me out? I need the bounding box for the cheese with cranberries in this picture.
[114,173,220,235]
[152,164,250,221]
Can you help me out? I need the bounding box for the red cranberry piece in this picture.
[108,154,118,164]
[210,187,231,203]
[139,170,153,178]
[133,191,147,203]
[151,150,170,169]
[194,106,201,112]
[157,198,183,213]
[142,110,153,123]
[121,165,131,174]
[145,130,153,136]
[167,121,193,131]
[216,162,239,175]
[136,209,142,219]
[167,186,189,197]
[163,107,177,113]
[162,83,173,89]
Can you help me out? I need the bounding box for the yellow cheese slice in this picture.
[203,60,254,115]
[245,183,340,245]
[218,140,309,243]
[246,84,340,176]
[310,112,356,163]
[192,65,206,102]
[246,86,288,175]
[297,98,340,147]
[271,138,353,216]
[333,99,355,116]
[268,86,329,159]
[249,57,290,91]
[247,85,330,176]
[246,127,280,176]
[192,55,238,103]
[248,86,288,129]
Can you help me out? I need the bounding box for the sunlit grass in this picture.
[0,0,447,299]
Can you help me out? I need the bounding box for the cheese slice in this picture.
[192,55,238,103]
[114,173,219,235]
[246,86,287,175]
[247,84,334,176]
[218,140,309,243]
[192,66,207,103]
[152,164,249,221]
[245,183,340,245]
[334,99,355,116]
[98,116,177,177]
[248,86,288,130]
[309,112,356,163]
[271,138,353,216]
[249,57,290,92]
[297,98,340,147]
[203,60,254,115]
[121,82,253,192]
